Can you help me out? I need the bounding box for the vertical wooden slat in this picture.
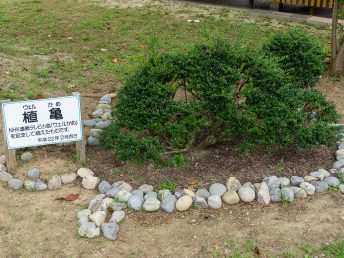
[72,92,86,165]
[1,102,16,174]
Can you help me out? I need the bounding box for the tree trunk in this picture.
[331,0,339,73]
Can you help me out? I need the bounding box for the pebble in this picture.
[83,120,96,127]
[290,176,304,186]
[82,176,100,190]
[87,137,99,146]
[106,187,120,197]
[226,177,241,192]
[238,187,255,203]
[161,195,177,213]
[35,180,47,191]
[48,175,62,190]
[110,202,127,211]
[128,194,144,211]
[311,181,329,193]
[300,182,316,195]
[109,211,125,223]
[138,184,154,193]
[158,190,172,201]
[281,188,294,202]
[176,195,193,211]
[257,182,270,204]
[89,211,106,227]
[98,180,112,194]
[142,197,161,212]
[0,171,13,182]
[193,196,208,208]
[27,168,40,179]
[78,222,100,238]
[21,152,33,162]
[77,209,91,219]
[77,168,94,178]
[209,183,227,196]
[195,188,210,199]
[323,176,340,188]
[183,189,196,197]
[113,181,132,192]
[8,179,23,190]
[61,173,77,184]
[145,191,158,200]
[95,120,111,129]
[280,177,290,187]
[222,190,240,205]
[24,180,35,191]
[207,195,222,209]
[102,223,119,241]
[115,190,132,202]
[304,176,318,182]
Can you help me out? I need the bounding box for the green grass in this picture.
[0,0,330,99]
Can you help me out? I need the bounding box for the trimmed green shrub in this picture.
[99,39,340,164]
[262,28,325,87]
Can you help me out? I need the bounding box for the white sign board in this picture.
[2,96,83,149]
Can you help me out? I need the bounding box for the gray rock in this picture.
[207,195,222,209]
[88,194,105,211]
[145,191,158,200]
[263,176,280,190]
[21,152,33,162]
[115,190,132,202]
[174,190,184,199]
[161,195,177,213]
[27,168,40,179]
[61,173,77,184]
[77,215,89,226]
[24,180,35,191]
[242,182,255,192]
[339,143,344,150]
[105,187,119,197]
[143,197,160,212]
[222,190,240,205]
[309,171,325,180]
[300,182,315,195]
[280,177,290,187]
[0,171,13,182]
[77,168,94,178]
[318,169,331,178]
[269,186,281,202]
[0,164,6,172]
[289,187,307,198]
[35,180,47,191]
[78,222,100,238]
[333,160,344,170]
[99,95,112,105]
[311,181,329,193]
[281,188,294,202]
[257,182,270,204]
[132,189,144,198]
[110,202,127,211]
[112,181,132,192]
[95,120,111,129]
[139,184,154,193]
[290,176,304,186]
[98,180,112,194]
[89,211,106,227]
[101,223,119,241]
[8,179,23,190]
[196,188,210,200]
[193,196,208,208]
[158,190,172,201]
[324,176,340,188]
[90,129,102,138]
[339,184,344,193]
[238,187,255,203]
[209,183,227,197]
[48,175,61,190]
[83,119,96,127]
[128,194,144,211]
[226,177,241,192]
[92,109,104,118]
[109,211,125,223]
[87,137,99,146]
[77,209,91,219]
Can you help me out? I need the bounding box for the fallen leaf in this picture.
[112,58,119,63]
[188,179,199,186]
[55,194,80,202]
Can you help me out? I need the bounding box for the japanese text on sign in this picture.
[2,96,83,149]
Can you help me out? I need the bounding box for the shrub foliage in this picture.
[100,30,339,164]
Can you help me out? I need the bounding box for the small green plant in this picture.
[169,154,185,167]
[157,181,177,192]
[80,203,88,209]
[339,172,344,184]
[34,209,46,223]
[112,167,124,175]
[277,158,285,177]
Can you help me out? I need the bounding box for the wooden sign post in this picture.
[2,94,85,174]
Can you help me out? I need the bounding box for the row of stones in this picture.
[83,93,116,146]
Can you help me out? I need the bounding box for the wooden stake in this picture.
[73,92,86,165]
[1,102,16,174]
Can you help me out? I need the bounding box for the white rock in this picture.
[0,164,7,172]
[112,181,132,192]
[176,195,193,211]
[24,180,35,191]
[77,168,94,178]
[61,173,77,184]
[183,189,195,197]
[78,222,100,238]
[115,190,132,202]
[238,187,255,203]
[138,184,154,193]
[300,182,316,196]
[222,190,240,205]
[109,211,125,223]
[142,197,160,212]
[257,182,270,204]
[77,209,91,219]
[226,177,241,192]
[48,175,62,190]
[89,211,106,227]
[82,176,100,190]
